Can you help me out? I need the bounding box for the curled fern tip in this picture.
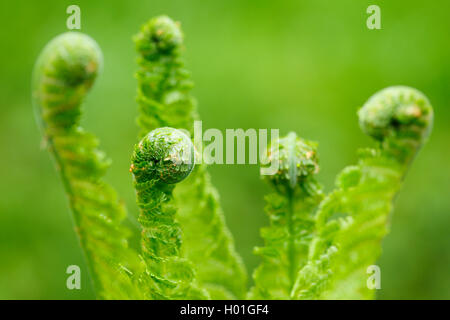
[135,16,183,59]
[45,32,101,87]
[358,86,433,143]
[263,132,319,190]
[131,127,195,184]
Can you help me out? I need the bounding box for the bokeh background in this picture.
[0,0,449,299]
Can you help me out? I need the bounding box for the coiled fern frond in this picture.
[134,16,247,299]
[33,32,142,299]
[250,132,324,299]
[291,86,433,299]
[130,127,208,299]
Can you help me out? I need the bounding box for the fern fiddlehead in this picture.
[134,16,247,299]
[131,127,208,299]
[250,132,324,299]
[292,86,433,299]
[33,32,141,299]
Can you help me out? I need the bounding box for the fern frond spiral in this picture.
[134,16,247,299]
[292,86,434,299]
[33,32,141,299]
[131,127,208,299]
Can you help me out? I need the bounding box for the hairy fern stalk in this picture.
[34,15,433,300]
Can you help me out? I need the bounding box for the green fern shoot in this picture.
[34,15,433,301]
[130,127,208,299]
[291,86,433,299]
[134,16,247,299]
[32,32,141,299]
[250,132,324,299]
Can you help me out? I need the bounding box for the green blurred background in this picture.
[0,0,449,299]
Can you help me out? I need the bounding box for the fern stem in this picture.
[287,188,296,292]
[286,132,298,290]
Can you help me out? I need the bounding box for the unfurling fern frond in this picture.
[134,16,247,299]
[250,132,324,299]
[34,20,434,301]
[130,127,208,299]
[292,86,433,299]
[33,32,141,299]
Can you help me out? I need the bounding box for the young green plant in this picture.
[33,32,141,299]
[33,17,434,301]
[250,132,324,299]
[130,127,208,299]
[291,86,433,299]
[134,16,247,299]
